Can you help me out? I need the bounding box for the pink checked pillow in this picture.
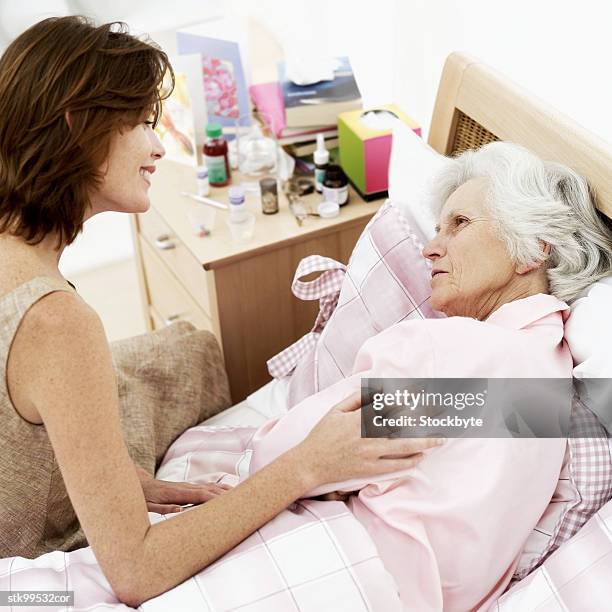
[267,200,443,408]
[267,121,447,406]
[513,395,612,581]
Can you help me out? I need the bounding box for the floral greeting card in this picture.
[176,31,251,130]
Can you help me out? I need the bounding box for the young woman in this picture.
[0,16,437,606]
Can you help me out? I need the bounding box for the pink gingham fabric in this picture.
[513,395,612,581]
[268,200,442,408]
[0,424,401,612]
[556,397,612,543]
[267,256,346,380]
[492,497,612,611]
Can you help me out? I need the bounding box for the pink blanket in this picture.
[0,421,610,611]
[0,425,401,611]
[250,386,566,611]
[492,497,612,611]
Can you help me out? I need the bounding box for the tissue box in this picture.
[338,104,421,200]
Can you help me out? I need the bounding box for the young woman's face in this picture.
[88,120,165,217]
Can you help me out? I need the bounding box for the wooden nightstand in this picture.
[132,159,385,402]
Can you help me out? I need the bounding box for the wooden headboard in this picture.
[427,52,612,221]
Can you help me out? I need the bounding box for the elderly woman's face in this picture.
[422,178,518,318]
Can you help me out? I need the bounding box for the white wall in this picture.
[392,0,612,143]
[2,0,610,274]
[228,0,612,145]
[57,212,136,276]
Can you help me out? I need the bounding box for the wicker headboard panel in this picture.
[428,53,612,220]
[450,110,499,156]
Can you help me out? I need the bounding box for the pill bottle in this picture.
[227,186,255,242]
[322,164,349,206]
[228,186,247,221]
[203,123,230,186]
[259,178,279,214]
[196,165,210,197]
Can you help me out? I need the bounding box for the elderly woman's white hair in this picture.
[428,142,612,302]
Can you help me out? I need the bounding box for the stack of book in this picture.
[249,56,361,158]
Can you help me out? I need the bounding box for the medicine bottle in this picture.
[322,164,349,206]
[259,178,279,214]
[313,133,329,193]
[196,165,210,197]
[203,123,230,187]
[228,186,247,221]
[227,186,256,242]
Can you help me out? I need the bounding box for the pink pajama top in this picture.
[250,294,573,611]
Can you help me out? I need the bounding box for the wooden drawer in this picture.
[140,237,213,332]
[137,207,212,316]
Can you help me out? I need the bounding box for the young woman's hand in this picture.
[141,478,231,514]
[296,391,444,488]
[134,465,231,514]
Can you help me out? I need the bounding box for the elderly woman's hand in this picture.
[135,466,231,514]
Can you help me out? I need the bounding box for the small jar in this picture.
[259,178,279,214]
[228,186,247,221]
[322,164,349,206]
[226,185,255,242]
[196,165,210,197]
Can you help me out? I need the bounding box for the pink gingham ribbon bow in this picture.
[267,255,347,378]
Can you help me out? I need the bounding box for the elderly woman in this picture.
[0,15,437,608]
[249,142,612,611]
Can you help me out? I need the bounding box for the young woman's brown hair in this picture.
[0,15,174,247]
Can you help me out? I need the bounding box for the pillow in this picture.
[565,276,612,379]
[565,275,612,439]
[565,273,612,441]
[267,121,449,407]
[514,277,612,580]
[267,200,444,408]
[111,321,231,474]
[388,118,450,244]
[513,395,612,581]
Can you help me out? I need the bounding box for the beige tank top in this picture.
[0,276,87,559]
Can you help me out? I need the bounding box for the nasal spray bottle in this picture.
[314,133,329,193]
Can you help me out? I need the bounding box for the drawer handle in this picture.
[164,313,182,326]
[155,233,177,250]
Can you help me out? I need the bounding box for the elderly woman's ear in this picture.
[515,241,551,275]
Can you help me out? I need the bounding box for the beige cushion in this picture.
[110,321,231,476]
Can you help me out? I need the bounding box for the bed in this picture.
[201,52,612,611]
[209,50,612,427]
[3,53,612,611]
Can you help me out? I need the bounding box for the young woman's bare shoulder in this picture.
[9,290,110,422]
[17,290,108,357]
